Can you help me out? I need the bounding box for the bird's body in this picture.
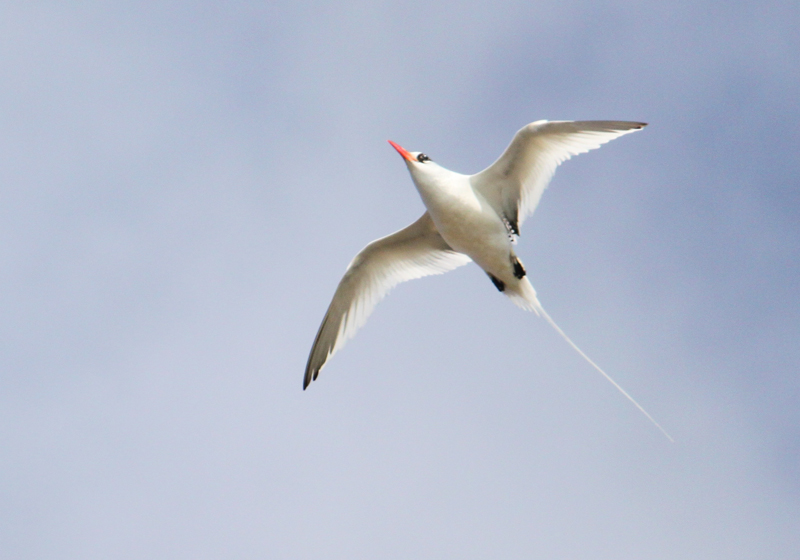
[410,164,527,301]
[302,119,671,441]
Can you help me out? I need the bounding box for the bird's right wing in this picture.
[304,212,471,389]
[472,121,646,235]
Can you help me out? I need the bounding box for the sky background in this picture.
[1,1,798,558]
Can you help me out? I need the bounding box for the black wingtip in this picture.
[303,367,318,391]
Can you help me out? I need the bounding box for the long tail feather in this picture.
[536,302,674,442]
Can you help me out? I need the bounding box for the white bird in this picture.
[304,120,672,440]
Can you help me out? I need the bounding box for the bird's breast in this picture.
[413,175,510,270]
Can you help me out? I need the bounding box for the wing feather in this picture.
[304,212,471,389]
[472,120,646,233]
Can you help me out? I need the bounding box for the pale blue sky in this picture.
[1,2,798,558]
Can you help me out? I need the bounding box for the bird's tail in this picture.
[510,278,674,442]
[507,277,542,315]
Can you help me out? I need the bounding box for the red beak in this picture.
[388,140,414,162]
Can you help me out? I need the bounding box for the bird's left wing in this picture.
[471,121,646,235]
[304,212,471,389]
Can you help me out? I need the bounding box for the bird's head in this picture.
[388,140,436,173]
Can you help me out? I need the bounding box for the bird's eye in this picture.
[417,153,430,163]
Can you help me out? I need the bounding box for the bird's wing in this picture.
[304,212,471,389]
[471,121,646,234]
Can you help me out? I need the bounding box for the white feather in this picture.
[304,212,470,388]
[472,121,646,232]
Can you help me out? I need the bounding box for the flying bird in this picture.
[304,120,671,440]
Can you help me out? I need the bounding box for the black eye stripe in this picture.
[417,153,430,162]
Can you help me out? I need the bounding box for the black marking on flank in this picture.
[512,257,526,279]
[488,273,506,292]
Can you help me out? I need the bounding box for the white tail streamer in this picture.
[536,304,674,443]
